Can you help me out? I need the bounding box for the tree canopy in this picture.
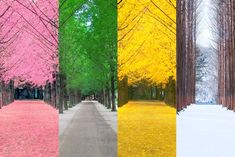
[59,0,117,95]
[0,0,58,86]
[118,0,176,86]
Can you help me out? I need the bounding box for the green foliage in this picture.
[59,0,117,95]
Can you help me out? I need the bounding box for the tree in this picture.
[176,0,235,111]
[59,0,117,111]
[118,0,176,106]
[0,0,58,107]
[0,0,58,87]
[176,0,198,111]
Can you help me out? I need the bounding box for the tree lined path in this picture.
[58,0,117,155]
[118,0,176,156]
[0,0,59,155]
[0,101,58,157]
[177,0,235,111]
[60,101,116,157]
[176,1,235,156]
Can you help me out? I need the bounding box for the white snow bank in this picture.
[177,104,235,157]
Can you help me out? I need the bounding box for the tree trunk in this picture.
[165,76,176,106]
[0,81,2,109]
[176,0,196,111]
[68,89,72,108]
[63,75,68,110]
[56,73,63,113]
[111,72,116,111]
[118,76,128,107]
[107,88,111,109]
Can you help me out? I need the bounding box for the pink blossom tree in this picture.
[0,0,58,87]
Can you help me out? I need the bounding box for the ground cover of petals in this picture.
[118,101,176,157]
[0,101,58,157]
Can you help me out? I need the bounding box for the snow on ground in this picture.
[177,104,235,157]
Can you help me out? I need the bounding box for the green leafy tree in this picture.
[59,0,117,111]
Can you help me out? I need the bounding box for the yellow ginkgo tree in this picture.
[118,0,176,106]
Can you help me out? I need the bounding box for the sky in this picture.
[196,0,216,47]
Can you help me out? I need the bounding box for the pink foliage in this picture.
[0,101,58,157]
[0,0,58,86]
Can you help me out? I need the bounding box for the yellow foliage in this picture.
[118,0,176,85]
[118,101,176,157]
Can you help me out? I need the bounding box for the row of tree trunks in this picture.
[44,80,56,108]
[118,76,176,106]
[155,85,165,101]
[96,62,117,111]
[118,76,128,107]
[217,0,235,111]
[165,77,176,106]
[97,86,116,111]
[110,71,116,111]
[176,0,196,111]
[128,84,165,100]
[55,73,82,114]
[0,80,14,109]
[177,0,235,111]
[14,86,44,100]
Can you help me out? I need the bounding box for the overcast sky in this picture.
[196,0,216,47]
